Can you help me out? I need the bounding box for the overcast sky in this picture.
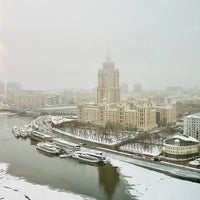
[0,0,200,90]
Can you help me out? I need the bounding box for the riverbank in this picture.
[1,112,200,200]
[33,115,200,183]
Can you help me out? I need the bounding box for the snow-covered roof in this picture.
[164,135,199,143]
[185,113,200,119]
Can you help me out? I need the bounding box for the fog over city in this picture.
[0,0,200,90]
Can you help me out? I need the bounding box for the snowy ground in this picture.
[110,158,200,200]
[120,143,162,155]
[52,127,136,146]
[49,116,137,146]
[0,163,95,200]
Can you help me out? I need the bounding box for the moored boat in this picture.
[86,151,108,164]
[59,153,72,158]
[12,126,21,138]
[52,138,81,151]
[30,131,53,142]
[72,151,99,165]
[20,128,28,138]
[189,158,200,167]
[36,142,60,155]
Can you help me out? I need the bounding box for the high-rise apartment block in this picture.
[77,54,157,131]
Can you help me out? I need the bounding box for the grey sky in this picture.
[0,0,200,90]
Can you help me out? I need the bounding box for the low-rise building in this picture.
[163,135,199,160]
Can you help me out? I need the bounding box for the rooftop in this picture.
[164,134,199,144]
[185,113,200,119]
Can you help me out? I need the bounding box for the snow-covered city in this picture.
[1,1,200,199]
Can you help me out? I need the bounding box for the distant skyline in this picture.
[0,0,200,90]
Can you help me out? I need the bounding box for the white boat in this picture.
[30,131,52,142]
[25,126,33,136]
[20,128,28,138]
[12,126,20,138]
[189,158,200,166]
[52,138,81,151]
[86,152,108,164]
[36,142,60,155]
[59,149,73,158]
[72,151,99,165]
[59,153,72,158]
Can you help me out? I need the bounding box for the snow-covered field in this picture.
[0,163,95,200]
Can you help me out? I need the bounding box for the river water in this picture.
[0,112,132,200]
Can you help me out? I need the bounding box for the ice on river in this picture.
[0,163,95,200]
[110,158,200,200]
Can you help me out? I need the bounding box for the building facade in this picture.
[77,54,157,131]
[11,91,46,109]
[184,113,200,141]
[163,135,199,159]
[156,100,176,126]
[77,102,157,131]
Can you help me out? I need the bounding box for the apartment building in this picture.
[12,91,46,109]
[156,101,176,126]
[184,113,200,140]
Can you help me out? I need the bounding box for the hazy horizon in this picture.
[0,0,200,91]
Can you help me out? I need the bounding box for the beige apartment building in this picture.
[77,102,156,131]
[156,101,176,126]
[163,135,199,159]
[77,54,157,131]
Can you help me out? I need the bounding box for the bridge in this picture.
[0,106,77,116]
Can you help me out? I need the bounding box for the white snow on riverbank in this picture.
[110,158,200,200]
[0,163,95,200]
[52,127,135,146]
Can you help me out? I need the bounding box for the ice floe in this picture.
[110,158,200,200]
